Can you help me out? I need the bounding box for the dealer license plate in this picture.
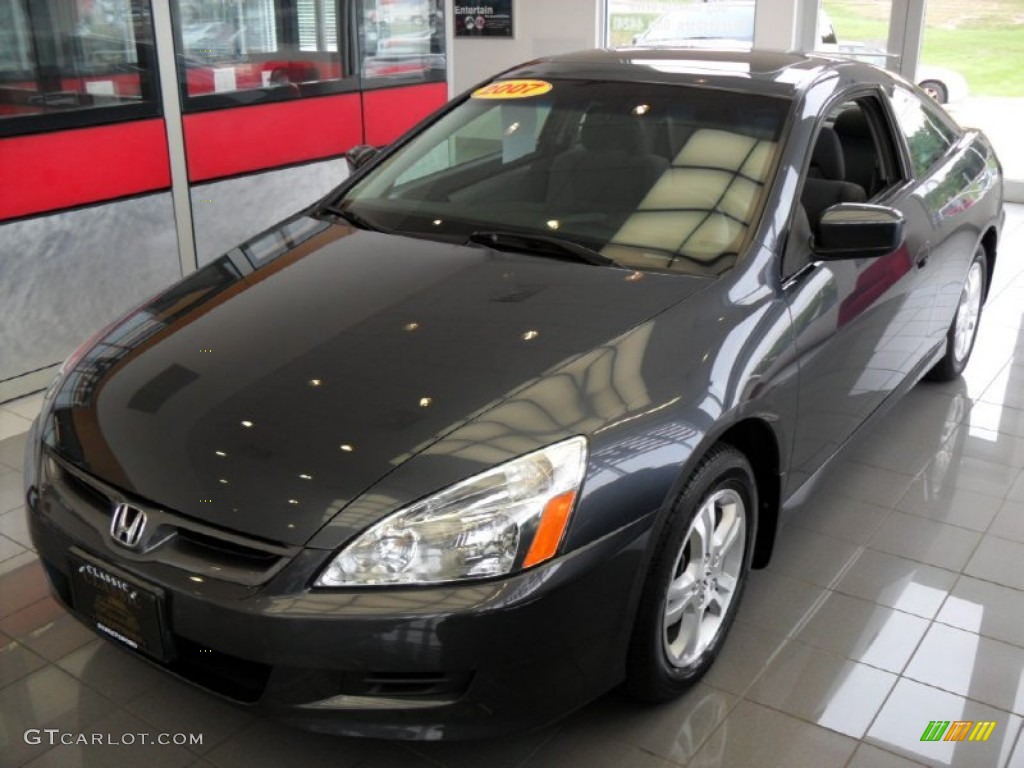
[68,550,170,661]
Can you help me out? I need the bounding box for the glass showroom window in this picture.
[173,0,355,108]
[359,0,445,86]
[0,0,159,135]
[607,1,758,48]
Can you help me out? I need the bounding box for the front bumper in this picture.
[26,450,654,740]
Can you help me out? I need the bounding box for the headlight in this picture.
[315,436,588,587]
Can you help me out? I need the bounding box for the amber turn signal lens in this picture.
[523,490,577,568]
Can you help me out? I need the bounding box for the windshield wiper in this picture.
[320,203,383,232]
[467,231,616,267]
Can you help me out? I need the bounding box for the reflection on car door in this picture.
[783,94,933,491]
[888,87,992,346]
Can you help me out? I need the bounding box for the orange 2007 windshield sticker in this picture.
[471,79,553,99]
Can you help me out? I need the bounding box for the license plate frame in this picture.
[68,549,172,662]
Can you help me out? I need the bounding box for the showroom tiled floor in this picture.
[2,204,1024,768]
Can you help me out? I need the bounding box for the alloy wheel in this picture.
[662,487,746,668]
[953,260,984,363]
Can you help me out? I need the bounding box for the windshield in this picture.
[643,6,755,44]
[338,79,788,276]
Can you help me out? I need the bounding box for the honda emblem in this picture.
[110,503,147,548]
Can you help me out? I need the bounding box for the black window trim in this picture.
[0,101,161,139]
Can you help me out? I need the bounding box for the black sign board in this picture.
[454,2,513,37]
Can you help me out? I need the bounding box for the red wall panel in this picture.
[183,92,363,182]
[361,82,448,147]
[0,119,170,221]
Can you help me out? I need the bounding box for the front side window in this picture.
[340,80,788,275]
[0,0,158,134]
[173,0,354,106]
[890,86,958,177]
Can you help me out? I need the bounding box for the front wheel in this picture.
[927,247,987,382]
[624,445,755,702]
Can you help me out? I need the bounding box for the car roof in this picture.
[500,48,873,100]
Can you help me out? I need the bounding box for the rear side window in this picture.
[890,87,958,177]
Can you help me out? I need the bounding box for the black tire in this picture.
[623,444,756,702]
[920,79,949,104]
[926,247,987,382]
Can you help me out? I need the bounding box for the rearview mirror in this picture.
[813,203,905,259]
[345,144,380,171]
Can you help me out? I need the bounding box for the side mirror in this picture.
[813,203,905,260]
[345,144,380,172]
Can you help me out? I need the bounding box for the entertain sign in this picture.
[454,1,513,37]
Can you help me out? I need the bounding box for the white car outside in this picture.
[631,4,968,103]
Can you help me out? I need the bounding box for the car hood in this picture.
[44,216,709,546]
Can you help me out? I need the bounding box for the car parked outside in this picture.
[633,2,968,102]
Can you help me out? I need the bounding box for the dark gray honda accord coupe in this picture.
[25,49,1004,739]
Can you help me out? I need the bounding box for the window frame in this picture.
[172,0,360,114]
[839,89,909,204]
[781,86,907,279]
[355,0,446,92]
[172,0,447,114]
[0,0,161,139]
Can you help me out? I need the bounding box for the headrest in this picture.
[581,109,648,154]
[810,126,845,181]
[834,108,871,140]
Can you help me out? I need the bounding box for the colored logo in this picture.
[920,720,997,742]
[471,79,553,99]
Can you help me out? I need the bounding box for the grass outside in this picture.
[826,0,1024,96]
